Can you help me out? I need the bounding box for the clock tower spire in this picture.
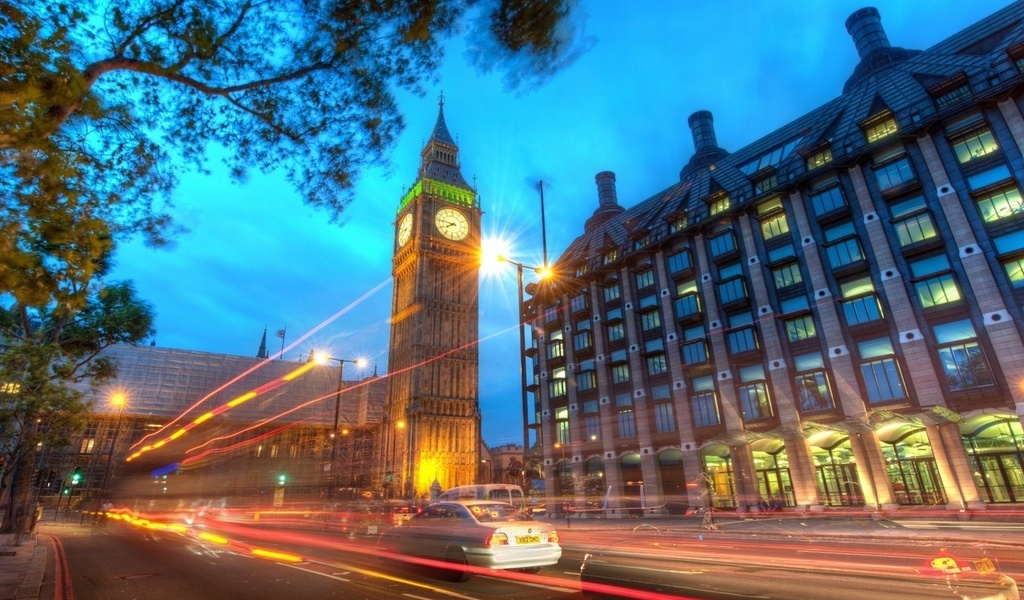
[383,96,482,499]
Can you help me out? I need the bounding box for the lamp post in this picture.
[315,353,366,502]
[99,393,126,502]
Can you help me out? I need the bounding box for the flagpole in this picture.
[278,327,286,359]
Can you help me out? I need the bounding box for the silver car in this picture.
[380,500,561,581]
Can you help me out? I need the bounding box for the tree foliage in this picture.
[1,0,586,239]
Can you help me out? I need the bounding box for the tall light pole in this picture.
[315,353,366,502]
[99,393,126,502]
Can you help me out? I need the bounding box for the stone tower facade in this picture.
[381,99,482,498]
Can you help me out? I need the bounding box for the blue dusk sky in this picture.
[108,1,1012,447]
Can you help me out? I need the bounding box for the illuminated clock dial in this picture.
[435,207,469,241]
[397,213,413,247]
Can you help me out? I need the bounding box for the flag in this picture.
[276,329,286,339]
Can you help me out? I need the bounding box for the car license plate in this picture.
[974,558,995,574]
[516,534,541,544]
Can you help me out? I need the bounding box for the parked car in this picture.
[379,500,561,581]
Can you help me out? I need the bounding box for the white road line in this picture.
[281,563,351,582]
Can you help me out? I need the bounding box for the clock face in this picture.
[435,207,469,241]
[397,213,413,247]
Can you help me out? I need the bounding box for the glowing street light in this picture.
[314,352,367,501]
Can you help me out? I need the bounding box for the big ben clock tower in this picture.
[382,96,481,498]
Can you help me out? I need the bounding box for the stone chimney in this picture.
[845,7,890,60]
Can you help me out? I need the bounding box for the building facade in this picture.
[382,99,483,498]
[528,5,1024,514]
[33,345,385,508]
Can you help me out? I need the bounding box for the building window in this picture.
[863,113,898,143]
[670,215,688,232]
[951,127,998,164]
[577,368,597,391]
[717,276,748,305]
[634,266,655,289]
[573,330,593,352]
[606,321,625,342]
[755,174,778,195]
[570,293,589,313]
[680,325,707,365]
[793,352,834,412]
[640,309,662,332]
[874,154,915,191]
[709,229,737,257]
[639,294,658,310]
[605,306,623,322]
[547,330,565,359]
[555,407,569,445]
[616,393,636,437]
[609,348,627,364]
[976,186,1024,223]
[840,276,884,326]
[890,195,937,246]
[549,377,567,398]
[727,312,758,354]
[691,376,720,428]
[933,82,972,109]
[761,212,789,240]
[810,185,847,216]
[646,353,668,375]
[967,164,1011,191]
[1003,255,1024,288]
[806,147,833,170]
[667,248,692,274]
[738,365,772,421]
[611,363,630,384]
[709,194,731,216]
[603,248,618,265]
[584,414,600,442]
[604,282,621,302]
[934,319,995,391]
[784,313,817,342]
[654,402,676,434]
[544,305,559,324]
[858,338,907,404]
[909,254,961,308]
[771,261,803,290]
[633,234,651,251]
[823,222,864,269]
[80,438,95,454]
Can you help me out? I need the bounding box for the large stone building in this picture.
[33,345,385,508]
[527,4,1024,514]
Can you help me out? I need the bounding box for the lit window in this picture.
[633,234,651,250]
[784,314,817,342]
[863,114,898,143]
[603,248,618,265]
[950,128,998,164]
[80,438,95,454]
[709,194,731,216]
[890,195,937,246]
[976,186,1024,223]
[806,147,833,170]
[1002,256,1024,288]
[670,215,688,232]
[909,254,961,308]
[840,276,883,325]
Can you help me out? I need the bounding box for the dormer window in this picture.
[633,233,651,251]
[755,173,777,195]
[862,111,898,144]
[603,248,618,265]
[708,193,730,217]
[669,214,688,233]
[930,74,972,110]
[806,146,833,171]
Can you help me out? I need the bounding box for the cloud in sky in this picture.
[108,0,1012,447]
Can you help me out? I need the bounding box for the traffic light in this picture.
[70,468,82,486]
[277,473,287,486]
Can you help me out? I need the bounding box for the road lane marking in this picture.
[281,562,351,582]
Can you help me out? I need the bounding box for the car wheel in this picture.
[443,547,472,582]
[518,567,542,574]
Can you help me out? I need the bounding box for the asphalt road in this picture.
[43,516,1024,600]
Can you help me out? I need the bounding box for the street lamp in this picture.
[314,352,366,501]
[99,393,126,502]
[496,255,551,467]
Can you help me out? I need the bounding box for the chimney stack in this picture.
[688,110,718,155]
[596,171,618,208]
[845,7,891,60]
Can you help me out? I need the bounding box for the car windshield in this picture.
[466,503,531,523]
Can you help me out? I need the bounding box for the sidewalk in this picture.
[4,510,1023,600]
